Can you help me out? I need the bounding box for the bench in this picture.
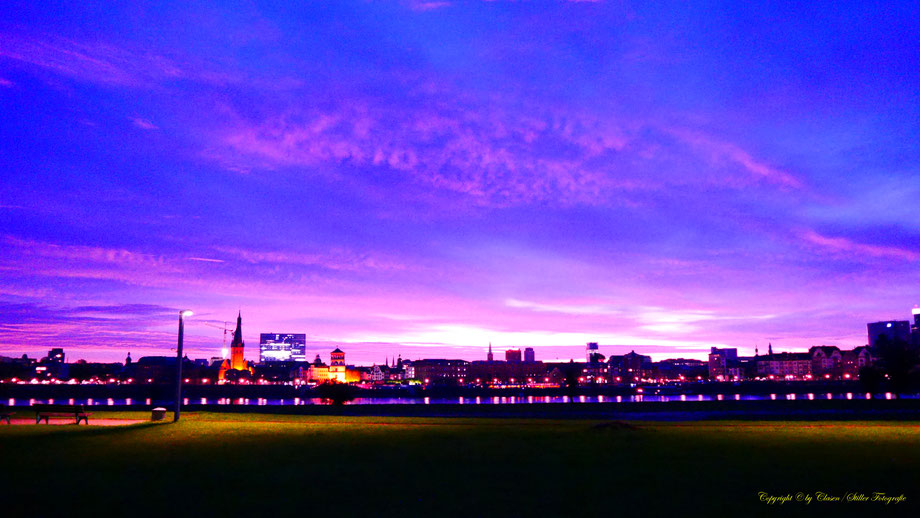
[32,404,92,425]
[0,404,14,424]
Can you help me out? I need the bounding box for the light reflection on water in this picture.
[5,392,913,406]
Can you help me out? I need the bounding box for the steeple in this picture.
[487,342,494,362]
[232,311,243,346]
[229,311,246,371]
[768,343,773,356]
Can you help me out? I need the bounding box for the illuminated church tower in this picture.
[219,312,253,380]
[230,312,246,370]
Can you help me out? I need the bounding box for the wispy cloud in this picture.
[671,129,802,189]
[187,257,225,263]
[799,229,920,262]
[213,246,410,272]
[408,1,451,11]
[636,308,777,335]
[505,298,620,315]
[131,117,159,130]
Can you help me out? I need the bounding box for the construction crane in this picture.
[202,321,233,358]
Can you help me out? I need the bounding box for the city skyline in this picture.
[3,1,920,364]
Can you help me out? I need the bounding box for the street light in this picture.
[174,309,193,422]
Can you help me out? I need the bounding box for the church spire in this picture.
[229,311,246,371]
[233,311,243,345]
[487,341,493,362]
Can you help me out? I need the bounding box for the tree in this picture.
[872,335,920,397]
[858,365,883,395]
[314,380,357,405]
[563,360,581,401]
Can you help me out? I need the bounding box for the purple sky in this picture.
[2,1,919,364]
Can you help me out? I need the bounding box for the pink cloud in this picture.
[671,129,803,189]
[799,229,920,262]
[0,31,245,89]
[131,117,159,130]
[213,100,637,206]
[409,1,452,11]
[213,246,410,273]
[2,235,172,269]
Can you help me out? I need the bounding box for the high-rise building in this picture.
[45,348,65,363]
[505,349,522,363]
[867,320,911,348]
[524,347,535,363]
[259,333,307,362]
[586,342,599,362]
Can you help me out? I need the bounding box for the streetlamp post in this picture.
[174,309,193,422]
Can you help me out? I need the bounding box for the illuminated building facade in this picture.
[756,352,812,379]
[259,333,307,363]
[408,359,469,384]
[306,349,360,383]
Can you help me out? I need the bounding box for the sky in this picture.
[2,1,920,365]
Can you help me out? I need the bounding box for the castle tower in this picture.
[230,312,246,370]
[329,348,346,382]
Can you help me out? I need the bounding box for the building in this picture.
[524,347,535,363]
[708,347,738,381]
[868,320,911,348]
[505,349,522,363]
[756,352,812,379]
[841,347,873,378]
[305,349,360,383]
[809,346,842,379]
[329,348,346,382]
[259,333,307,363]
[45,348,65,364]
[218,313,254,381]
[655,358,707,381]
[253,361,306,383]
[487,342,494,362]
[38,348,67,378]
[586,342,600,363]
[608,351,652,384]
[408,359,469,384]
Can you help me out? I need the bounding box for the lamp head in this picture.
[180,309,194,318]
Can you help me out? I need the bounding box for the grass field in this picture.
[1,412,918,517]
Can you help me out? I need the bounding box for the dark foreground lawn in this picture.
[1,413,918,517]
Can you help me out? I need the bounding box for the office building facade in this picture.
[259,333,307,362]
